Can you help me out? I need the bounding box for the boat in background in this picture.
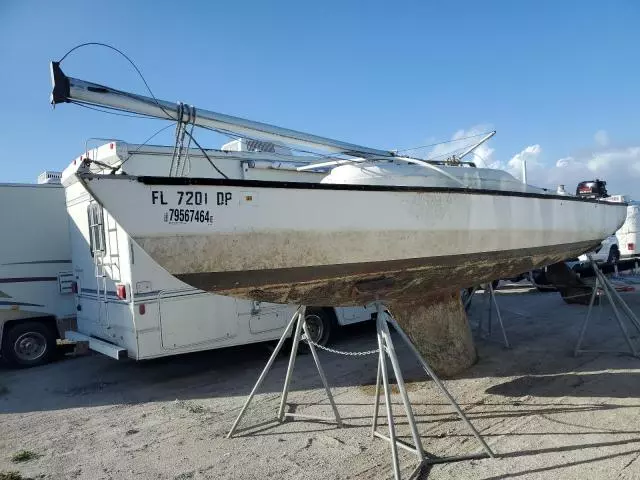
[49,62,628,306]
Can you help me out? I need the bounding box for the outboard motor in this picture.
[576,179,609,199]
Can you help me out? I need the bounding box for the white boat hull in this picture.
[78,173,627,306]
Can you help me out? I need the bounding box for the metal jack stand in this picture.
[227,306,342,437]
[464,283,510,348]
[371,304,495,479]
[574,257,640,357]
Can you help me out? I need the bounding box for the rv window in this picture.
[87,203,106,257]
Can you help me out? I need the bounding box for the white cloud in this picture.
[555,157,575,168]
[532,146,640,198]
[431,125,640,199]
[506,144,542,180]
[594,129,609,147]
[470,142,544,183]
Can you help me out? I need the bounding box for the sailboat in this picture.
[50,62,627,307]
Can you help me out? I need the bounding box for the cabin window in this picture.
[87,203,106,257]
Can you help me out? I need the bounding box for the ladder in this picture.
[91,208,108,326]
[103,212,121,283]
[90,205,121,327]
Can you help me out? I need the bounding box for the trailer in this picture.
[62,141,376,360]
[0,172,76,367]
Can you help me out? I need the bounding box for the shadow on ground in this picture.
[486,372,640,398]
[2,289,640,415]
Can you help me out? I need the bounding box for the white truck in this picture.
[62,140,375,360]
[578,234,620,264]
[0,172,76,367]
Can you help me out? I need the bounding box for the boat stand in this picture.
[227,303,494,479]
[371,304,495,479]
[227,305,342,437]
[574,257,640,357]
[465,283,510,348]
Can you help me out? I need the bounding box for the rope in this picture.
[180,108,196,177]
[169,102,184,176]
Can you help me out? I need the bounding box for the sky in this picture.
[1,1,639,196]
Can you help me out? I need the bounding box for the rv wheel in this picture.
[304,308,336,347]
[2,321,56,368]
[608,246,620,264]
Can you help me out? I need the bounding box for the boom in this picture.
[49,62,393,158]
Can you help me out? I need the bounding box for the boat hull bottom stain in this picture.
[174,240,598,306]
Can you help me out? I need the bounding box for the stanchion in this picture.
[227,306,342,438]
[371,304,494,479]
[465,283,510,348]
[574,256,640,357]
[228,303,495,480]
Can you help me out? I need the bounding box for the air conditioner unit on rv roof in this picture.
[37,171,62,184]
[222,138,292,156]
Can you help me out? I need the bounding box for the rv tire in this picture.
[2,320,57,368]
[608,246,620,264]
[304,308,336,347]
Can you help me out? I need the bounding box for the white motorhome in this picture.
[616,202,640,258]
[578,195,640,263]
[0,172,76,367]
[63,141,376,360]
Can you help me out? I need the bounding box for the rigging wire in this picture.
[106,121,228,179]
[59,43,165,115]
[75,91,473,170]
[58,43,385,161]
[59,42,230,178]
[61,43,457,171]
[70,101,163,120]
[180,117,195,177]
[60,42,336,171]
[117,123,178,171]
[395,131,492,154]
[177,120,342,166]
[468,151,488,167]
[74,96,329,173]
[428,147,467,161]
[183,130,228,179]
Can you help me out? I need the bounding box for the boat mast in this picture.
[49,62,393,159]
[456,131,496,162]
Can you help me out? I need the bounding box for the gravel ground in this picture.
[2,287,640,479]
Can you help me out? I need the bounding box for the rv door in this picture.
[159,292,239,349]
[247,301,290,334]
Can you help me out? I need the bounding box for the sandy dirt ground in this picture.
[3,287,640,479]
